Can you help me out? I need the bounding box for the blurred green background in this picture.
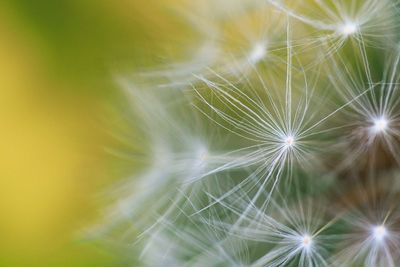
[0,1,191,266]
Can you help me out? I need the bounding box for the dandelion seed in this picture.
[209,192,332,267]
[330,178,400,267]
[140,207,250,267]
[327,49,400,169]
[267,0,399,67]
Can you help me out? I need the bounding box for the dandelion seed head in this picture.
[372,225,387,242]
[339,22,358,36]
[248,42,267,64]
[372,116,388,133]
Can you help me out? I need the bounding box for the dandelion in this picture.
[192,19,370,211]
[92,1,400,266]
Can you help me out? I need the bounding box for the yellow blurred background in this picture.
[0,1,191,266]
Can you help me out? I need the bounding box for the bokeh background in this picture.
[0,1,188,266]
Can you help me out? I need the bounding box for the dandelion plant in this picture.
[94,1,400,266]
